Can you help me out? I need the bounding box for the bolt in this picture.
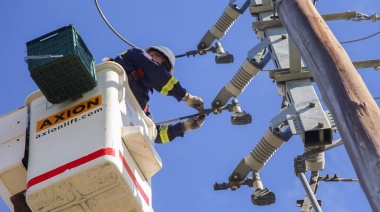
[309,101,316,107]
[318,122,325,128]
[281,34,287,39]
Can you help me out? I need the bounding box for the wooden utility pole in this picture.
[277,0,380,210]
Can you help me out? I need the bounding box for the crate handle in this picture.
[24,55,63,63]
[40,33,59,42]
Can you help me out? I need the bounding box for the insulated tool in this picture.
[156,99,252,126]
[155,108,214,126]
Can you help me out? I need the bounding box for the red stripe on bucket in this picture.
[118,150,149,205]
[26,147,149,205]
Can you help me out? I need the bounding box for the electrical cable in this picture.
[94,0,137,48]
[340,30,380,44]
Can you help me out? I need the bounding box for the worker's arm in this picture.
[155,122,185,144]
[155,115,205,144]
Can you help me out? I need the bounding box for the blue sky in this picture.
[1,1,379,211]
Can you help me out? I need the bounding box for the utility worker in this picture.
[113,46,205,144]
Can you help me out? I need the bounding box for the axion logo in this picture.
[36,95,102,132]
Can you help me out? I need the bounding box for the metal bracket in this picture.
[318,174,359,182]
[229,158,252,183]
[325,110,337,131]
[270,104,296,129]
[271,68,313,82]
[252,11,358,30]
[289,40,302,73]
[249,4,274,15]
[266,58,380,82]
[352,59,380,70]
[214,178,254,191]
[247,37,271,60]
[271,79,334,147]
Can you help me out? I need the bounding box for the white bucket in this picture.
[25,62,161,212]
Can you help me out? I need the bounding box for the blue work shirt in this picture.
[114,47,187,143]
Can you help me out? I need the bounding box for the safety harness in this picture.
[103,57,145,81]
[128,68,144,81]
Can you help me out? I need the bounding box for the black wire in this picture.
[340,30,380,44]
[94,0,137,48]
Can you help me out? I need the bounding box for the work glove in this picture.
[182,115,206,132]
[184,93,204,112]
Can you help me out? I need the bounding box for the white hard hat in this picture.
[146,46,175,74]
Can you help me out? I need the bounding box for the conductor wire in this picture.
[340,30,380,44]
[94,0,137,48]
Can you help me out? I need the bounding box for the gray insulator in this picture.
[244,129,285,172]
[305,147,325,171]
[210,4,241,39]
[225,59,260,97]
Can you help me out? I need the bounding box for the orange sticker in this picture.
[36,95,102,132]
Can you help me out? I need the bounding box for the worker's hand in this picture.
[182,115,205,131]
[184,93,204,112]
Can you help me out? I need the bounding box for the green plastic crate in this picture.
[26,24,96,104]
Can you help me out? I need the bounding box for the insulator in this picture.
[244,129,285,172]
[210,4,241,40]
[305,147,325,171]
[225,59,259,97]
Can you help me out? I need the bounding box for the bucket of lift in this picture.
[24,62,161,212]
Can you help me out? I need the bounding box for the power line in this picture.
[340,30,380,44]
[94,0,137,48]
